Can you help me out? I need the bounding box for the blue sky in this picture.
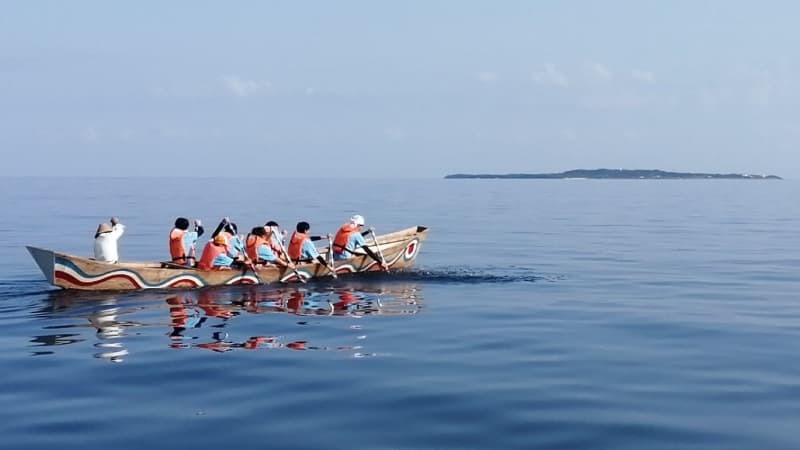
[1,1,798,177]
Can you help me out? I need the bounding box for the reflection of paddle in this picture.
[369,229,389,273]
[271,228,306,284]
[327,236,338,279]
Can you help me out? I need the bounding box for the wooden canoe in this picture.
[28,226,428,291]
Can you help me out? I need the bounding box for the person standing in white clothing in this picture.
[94,217,125,263]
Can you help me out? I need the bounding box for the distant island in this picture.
[444,169,782,180]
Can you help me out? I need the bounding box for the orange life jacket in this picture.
[245,234,268,262]
[169,228,195,264]
[198,241,229,270]
[288,232,309,261]
[222,231,242,256]
[333,223,359,256]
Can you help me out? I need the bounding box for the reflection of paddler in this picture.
[254,289,287,308]
[242,336,274,349]
[287,291,305,311]
[197,341,231,353]
[286,341,307,350]
[166,295,190,329]
[88,306,123,338]
[167,294,204,337]
[197,289,237,319]
[198,336,277,352]
[333,291,360,310]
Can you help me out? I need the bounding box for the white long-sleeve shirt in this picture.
[94,224,125,263]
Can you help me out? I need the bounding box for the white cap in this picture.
[350,214,365,226]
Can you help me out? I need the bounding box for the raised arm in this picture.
[109,217,125,239]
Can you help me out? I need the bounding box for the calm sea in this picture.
[1,177,798,449]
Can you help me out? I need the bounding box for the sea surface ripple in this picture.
[0,177,798,449]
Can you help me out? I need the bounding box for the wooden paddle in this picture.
[246,260,262,284]
[271,228,306,283]
[369,229,389,273]
[221,218,259,283]
[326,235,338,279]
[243,233,262,285]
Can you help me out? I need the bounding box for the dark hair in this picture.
[175,217,190,230]
[265,221,279,227]
[251,226,267,237]
[296,221,310,233]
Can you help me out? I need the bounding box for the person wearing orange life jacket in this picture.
[332,214,389,270]
[169,217,204,266]
[264,220,287,257]
[245,226,294,269]
[198,234,240,270]
[287,221,331,265]
[210,217,245,259]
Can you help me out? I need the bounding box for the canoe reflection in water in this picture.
[33,282,423,361]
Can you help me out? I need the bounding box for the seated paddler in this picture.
[169,217,204,266]
[264,220,286,257]
[93,216,125,263]
[287,221,331,265]
[211,217,245,259]
[332,214,389,270]
[245,226,295,270]
[198,234,245,270]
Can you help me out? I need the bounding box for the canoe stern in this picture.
[27,246,56,285]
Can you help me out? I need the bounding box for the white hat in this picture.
[350,214,365,226]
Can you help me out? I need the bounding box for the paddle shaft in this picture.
[370,229,389,272]
[247,262,262,284]
[243,233,262,284]
[271,228,306,283]
[327,236,338,278]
